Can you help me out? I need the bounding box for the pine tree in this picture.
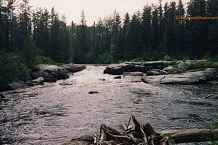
[77,10,90,63]
[187,0,208,58]
[141,6,151,49]
[174,0,186,56]
[125,14,143,60]
[207,0,218,57]
[149,7,159,52]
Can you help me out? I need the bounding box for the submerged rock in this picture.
[88,91,99,94]
[113,76,122,79]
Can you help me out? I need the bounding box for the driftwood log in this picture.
[64,115,218,145]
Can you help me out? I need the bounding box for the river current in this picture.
[0,65,218,144]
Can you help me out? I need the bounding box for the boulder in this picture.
[163,66,174,72]
[142,68,216,84]
[31,64,69,82]
[123,72,144,76]
[178,61,192,70]
[62,64,86,73]
[146,69,167,76]
[9,81,28,90]
[104,61,176,75]
[104,64,124,75]
[26,77,44,86]
[177,60,207,70]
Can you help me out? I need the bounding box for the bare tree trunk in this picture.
[161,129,218,144]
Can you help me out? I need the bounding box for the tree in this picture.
[149,7,159,52]
[22,35,39,68]
[174,0,186,56]
[187,0,208,58]
[207,0,218,58]
[77,10,90,63]
[125,14,143,60]
[141,6,151,49]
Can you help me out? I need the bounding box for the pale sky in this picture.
[29,0,189,26]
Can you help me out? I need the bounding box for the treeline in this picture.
[0,0,218,89]
[1,0,218,64]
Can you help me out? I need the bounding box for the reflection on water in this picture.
[0,65,218,144]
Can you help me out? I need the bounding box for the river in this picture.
[0,65,218,144]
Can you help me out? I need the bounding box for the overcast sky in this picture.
[29,0,189,26]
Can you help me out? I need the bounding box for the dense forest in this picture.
[0,0,218,89]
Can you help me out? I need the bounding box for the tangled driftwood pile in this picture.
[64,115,218,145]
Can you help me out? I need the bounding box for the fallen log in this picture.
[64,115,218,145]
[161,129,218,144]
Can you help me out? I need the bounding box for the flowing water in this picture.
[0,65,218,144]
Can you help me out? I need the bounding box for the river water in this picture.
[0,65,218,144]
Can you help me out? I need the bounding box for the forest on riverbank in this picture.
[0,0,218,89]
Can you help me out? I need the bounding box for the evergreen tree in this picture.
[125,14,143,60]
[174,0,186,56]
[149,7,159,52]
[207,0,218,57]
[141,6,151,49]
[77,10,90,63]
[187,0,208,58]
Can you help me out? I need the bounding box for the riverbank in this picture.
[104,60,218,85]
[1,65,218,144]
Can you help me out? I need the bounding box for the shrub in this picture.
[129,58,145,62]
[168,67,185,74]
[205,115,218,145]
[188,61,218,70]
[0,51,29,90]
[163,55,173,61]
[34,55,54,65]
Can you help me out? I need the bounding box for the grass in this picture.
[187,61,218,70]
[168,68,185,74]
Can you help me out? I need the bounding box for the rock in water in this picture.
[62,64,86,73]
[123,72,144,76]
[142,68,216,84]
[31,64,69,82]
[88,91,99,94]
[9,81,28,90]
[104,61,176,75]
[104,64,124,75]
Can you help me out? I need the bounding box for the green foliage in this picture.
[205,115,218,145]
[163,55,173,61]
[96,52,112,64]
[166,133,176,144]
[181,56,190,62]
[168,67,185,74]
[22,35,40,68]
[129,58,145,62]
[187,61,218,70]
[0,51,29,90]
[0,0,217,65]
[34,56,54,65]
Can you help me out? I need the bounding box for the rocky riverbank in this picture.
[8,64,86,90]
[104,60,218,85]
